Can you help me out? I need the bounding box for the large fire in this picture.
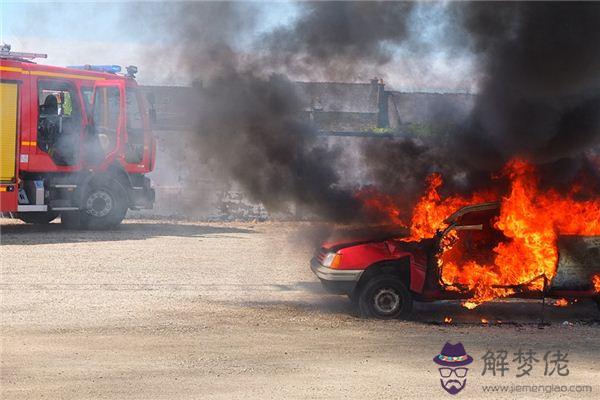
[361,159,600,308]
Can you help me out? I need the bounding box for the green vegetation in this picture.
[361,123,446,136]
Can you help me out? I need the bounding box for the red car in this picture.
[310,203,600,319]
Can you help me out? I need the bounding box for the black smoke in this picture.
[135,1,600,221]
[264,1,414,78]
[360,2,600,203]
[451,2,600,181]
[134,1,418,221]
[193,71,361,220]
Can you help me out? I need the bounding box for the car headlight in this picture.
[322,252,342,268]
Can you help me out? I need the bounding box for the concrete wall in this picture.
[136,82,476,220]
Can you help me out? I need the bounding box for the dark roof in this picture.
[140,82,476,133]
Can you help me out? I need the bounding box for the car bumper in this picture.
[310,257,363,294]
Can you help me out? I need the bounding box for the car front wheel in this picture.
[358,275,413,320]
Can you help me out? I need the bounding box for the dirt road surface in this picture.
[1,218,599,399]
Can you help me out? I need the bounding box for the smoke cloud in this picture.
[138,1,599,221]
[193,71,361,220]
[451,2,600,179]
[263,1,415,79]
[139,1,420,221]
[355,2,600,206]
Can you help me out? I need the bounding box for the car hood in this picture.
[320,225,409,252]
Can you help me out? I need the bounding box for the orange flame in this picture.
[355,187,407,226]
[554,298,569,307]
[444,316,453,323]
[438,160,600,307]
[480,318,489,324]
[360,159,600,308]
[405,174,496,241]
[593,275,600,293]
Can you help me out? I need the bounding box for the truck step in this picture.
[17,205,47,212]
[51,184,77,189]
[49,199,75,209]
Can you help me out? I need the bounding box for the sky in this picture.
[1,1,476,91]
[1,1,299,85]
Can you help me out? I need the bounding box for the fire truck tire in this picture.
[17,211,59,224]
[358,275,413,320]
[79,181,128,230]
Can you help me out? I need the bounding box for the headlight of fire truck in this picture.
[322,252,342,269]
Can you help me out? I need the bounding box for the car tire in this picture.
[358,275,413,320]
[348,291,359,307]
[17,211,59,224]
[79,180,128,230]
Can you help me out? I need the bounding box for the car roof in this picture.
[444,202,500,225]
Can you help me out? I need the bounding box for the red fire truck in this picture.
[0,45,155,229]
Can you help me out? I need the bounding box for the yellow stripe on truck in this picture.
[21,141,37,147]
[1,66,106,81]
[0,82,18,182]
[30,70,105,81]
[0,66,24,73]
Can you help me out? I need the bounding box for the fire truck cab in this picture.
[0,45,155,229]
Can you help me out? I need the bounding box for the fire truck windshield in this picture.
[126,89,143,131]
[124,88,144,163]
[92,87,120,154]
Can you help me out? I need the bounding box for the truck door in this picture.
[123,86,145,165]
[0,81,19,212]
[86,81,124,166]
[36,79,84,166]
[121,85,154,173]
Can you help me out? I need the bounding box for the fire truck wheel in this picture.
[17,211,59,224]
[358,275,413,320]
[80,181,128,230]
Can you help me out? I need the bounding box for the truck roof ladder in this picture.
[0,44,47,61]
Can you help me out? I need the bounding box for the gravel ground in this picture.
[1,218,599,399]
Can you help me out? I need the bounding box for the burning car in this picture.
[311,202,600,319]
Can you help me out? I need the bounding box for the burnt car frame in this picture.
[310,202,600,319]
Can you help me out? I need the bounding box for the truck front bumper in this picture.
[310,257,363,295]
[130,177,155,209]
